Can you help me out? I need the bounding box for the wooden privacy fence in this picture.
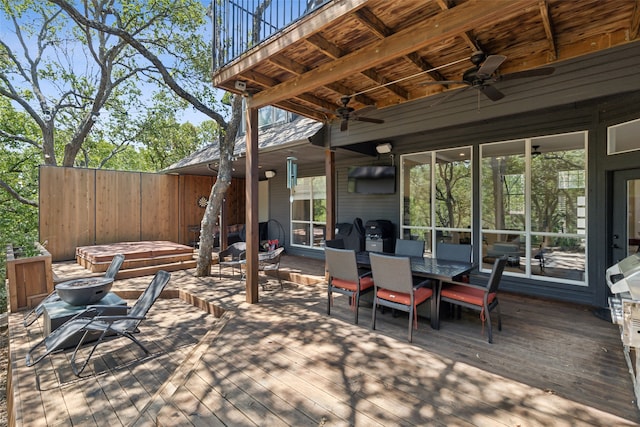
[39,166,245,261]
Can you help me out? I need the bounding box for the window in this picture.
[558,170,585,189]
[400,147,472,254]
[240,104,291,133]
[480,131,587,285]
[290,176,326,249]
[608,117,640,155]
[504,174,525,214]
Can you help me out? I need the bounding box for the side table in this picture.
[42,292,128,349]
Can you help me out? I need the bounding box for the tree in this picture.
[136,91,218,170]
[49,0,244,276]
[0,0,149,170]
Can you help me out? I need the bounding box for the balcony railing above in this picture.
[212,0,329,70]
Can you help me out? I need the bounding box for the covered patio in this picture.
[7,255,639,425]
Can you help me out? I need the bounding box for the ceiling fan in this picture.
[531,145,542,157]
[422,51,555,103]
[333,96,384,131]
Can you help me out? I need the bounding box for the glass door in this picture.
[612,169,640,263]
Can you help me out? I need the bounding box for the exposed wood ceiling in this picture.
[212,0,640,128]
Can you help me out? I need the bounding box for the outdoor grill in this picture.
[607,253,640,345]
[55,277,114,306]
[607,253,640,410]
[364,219,394,253]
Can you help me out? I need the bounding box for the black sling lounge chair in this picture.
[26,270,170,376]
[23,253,125,327]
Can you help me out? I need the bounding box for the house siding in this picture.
[328,42,640,148]
[265,44,640,308]
[271,86,640,308]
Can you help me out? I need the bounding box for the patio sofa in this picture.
[484,235,523,266]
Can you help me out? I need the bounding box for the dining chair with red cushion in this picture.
[369,252,433,342]
[439,256,507,343]
[325,247,374,324]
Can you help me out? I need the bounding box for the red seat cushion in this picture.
[377,286,432,306]
[440,284,496,307]
[331,275,374,292]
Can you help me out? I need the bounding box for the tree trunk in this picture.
[195,95,243,276]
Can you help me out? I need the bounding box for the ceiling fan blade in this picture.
[479,85,505,101]
[340,118,348,131]
[477,54,506,78]
[499,67,555,81]
[352,116,384,124]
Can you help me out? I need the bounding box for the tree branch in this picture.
[0,178,38,207]
[0,129,42,149]
[50,0,229,131]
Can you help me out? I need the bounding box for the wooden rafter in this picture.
[268,55,376,110]
[324,83,376,106]
[360,69,408,100]
[306,27,407,101]
[354,7,390,37]
[434,0,478,51]
[295,93,340,113]
[538,0,558,61]
[249,0,534,109]
[275,100,327,122]
[268,55,309,75]
[355,6,447,85]
[306,33,344,59]
[631,0,640,40]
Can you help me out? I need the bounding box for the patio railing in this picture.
[212,0,330,70]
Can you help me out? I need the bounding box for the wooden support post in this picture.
[245,104,259,303]
[325,149,336,240]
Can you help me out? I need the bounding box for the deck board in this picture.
[7,254,640,426]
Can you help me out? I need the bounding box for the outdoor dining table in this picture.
[355,251,475,329]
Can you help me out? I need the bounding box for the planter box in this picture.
[6,243,54,313]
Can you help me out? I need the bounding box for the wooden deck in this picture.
[7,254,640,426]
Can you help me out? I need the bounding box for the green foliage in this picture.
[0,99,40,312]
[1,0,235,282]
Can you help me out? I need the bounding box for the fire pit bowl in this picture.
[55,277,114,306]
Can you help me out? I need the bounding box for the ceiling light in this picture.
[376,142,392,154]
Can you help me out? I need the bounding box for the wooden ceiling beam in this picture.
[306,33,344,59]
[268,55,309,75]
[275,100,327,122]
[435,0,479,51]
[250,0,535,109]
[307,23,406,101]
[268,53,374,111]
[355,6,448,84]
[405,52,448,84]
[325,83,376,106]
[242,70,279,88]
[631,0,640,40]
[538,0,558,61]
[268,52,377,107]
[360,69,408,100]
[295,93,340,113]
[242,66,339,114]
[354,7,391,38]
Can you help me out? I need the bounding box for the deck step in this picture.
[78,252,196,273]
[114,259,198,279]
